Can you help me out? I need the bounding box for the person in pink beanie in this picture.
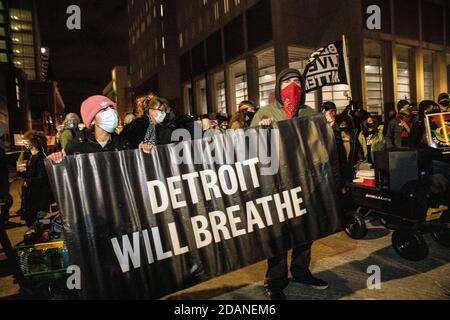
[48,95,132,163]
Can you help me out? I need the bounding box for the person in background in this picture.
[218,115,230,133]
[336,114,363,177]
[57,113,81,150]
[230,100,257,130]
[121,93,157,148]
[386,100,414,149]
[124,113,137,127]
[358,116,385,164]
[48,95,132,163]
[321,101,338,127]
[321,102,352,183]
[409,100,441,149]
[438,92,449,113]
[18,130,54,227]
[250,68,328,301]
[0,124,12,227]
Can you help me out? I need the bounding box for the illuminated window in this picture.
[396,46,411,102]
[163,53,166,65]
[160,4,164,17]
[224,0,229,13]
[161,36,165,49]
[364,39,384,115]
[203,0,208,5]
[235,0,240,5]
[0,53,7,62]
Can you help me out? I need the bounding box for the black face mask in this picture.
[246,112,256,121]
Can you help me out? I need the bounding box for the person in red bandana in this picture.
[251,68,316,126]
[250,68,329,300]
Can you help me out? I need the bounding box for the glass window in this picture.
[423,51,434,101]
[0,15,4,24]
[235,74,248,106]
[258,66,276,107]
[0,40,6,49]
[214,71,226,114]
[0,27,5,36]
[0,53,7,62]
[364,40,384,115]
[396,46,411,101]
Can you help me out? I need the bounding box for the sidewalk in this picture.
[1,178,450,300]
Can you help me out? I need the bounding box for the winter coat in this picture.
[358,125,385,161]
[17,152,54,216]
[65,127,133,155]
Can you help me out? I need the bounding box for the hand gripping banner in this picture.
[45,115,344,299]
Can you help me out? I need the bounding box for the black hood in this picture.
[275,68,306,107]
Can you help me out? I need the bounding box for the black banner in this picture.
[304,41,349,93]
[45,115,344,299]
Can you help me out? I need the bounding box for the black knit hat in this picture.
[397,100,410,111]
[438,93,449,105]
[321,101,337,111]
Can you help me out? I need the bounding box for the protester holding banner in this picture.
[48,95,133,163]
[250,68,329,300]
[137,96,197,154]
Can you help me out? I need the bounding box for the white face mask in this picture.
[98,109,119,133]
[155,111,167,124]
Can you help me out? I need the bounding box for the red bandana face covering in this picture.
[281,82,302,119]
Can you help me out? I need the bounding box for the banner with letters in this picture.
[45,115,344,299]
[304,41,349,93]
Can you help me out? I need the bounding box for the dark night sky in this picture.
[36,0,129,114]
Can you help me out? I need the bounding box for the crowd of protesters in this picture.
[1,65,449,300]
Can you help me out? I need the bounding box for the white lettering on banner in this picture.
[111,159,309,273]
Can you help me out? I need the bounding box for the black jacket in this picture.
[18,152,54,214]
[121,114,198,148]
[0,147,9,197]
[65,128,133,155]
[120,117,149,149]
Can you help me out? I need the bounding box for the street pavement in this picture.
[1,178,450,300]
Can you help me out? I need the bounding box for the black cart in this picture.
[345,149,450,261]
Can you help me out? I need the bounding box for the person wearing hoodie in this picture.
[386,100,414,149]
[250,68,328,300]
[48,95,132,163]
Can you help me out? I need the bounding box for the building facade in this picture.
[129,0,450,120]
[102,66,133,128]
[0,0,64,145]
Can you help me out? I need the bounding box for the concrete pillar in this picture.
[414,47,425,103]
[271,0,289,75]
[408,48,418,104]
[246,55,260,105]
[207,72,218,113]
[433,51,448,98]
[193,79,203,115]
[346,0,365,107]
[381,42,396,121]
[182,85,191,115]
[224,64,236,115]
